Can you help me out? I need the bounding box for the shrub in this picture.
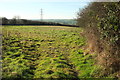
[77,2,120,77]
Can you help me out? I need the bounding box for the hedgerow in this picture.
[77,2,120,77]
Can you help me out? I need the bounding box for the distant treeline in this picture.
[1,17,78,27]
[35,19,77,25]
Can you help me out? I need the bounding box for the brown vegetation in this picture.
[77,2,120,78]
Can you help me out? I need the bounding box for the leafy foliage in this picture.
[97,3,120,45]
[77,2,120,78]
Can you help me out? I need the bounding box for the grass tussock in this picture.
[2,26,96,79]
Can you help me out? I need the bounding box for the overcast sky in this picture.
[0,0,92,19]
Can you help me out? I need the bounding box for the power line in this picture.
[40,8,43,21]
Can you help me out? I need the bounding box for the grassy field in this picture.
[2,26,96,79]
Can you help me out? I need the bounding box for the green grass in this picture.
[2,26,96,79]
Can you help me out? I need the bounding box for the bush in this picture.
[77,2,120,77]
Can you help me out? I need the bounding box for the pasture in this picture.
[2,26,95,79]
